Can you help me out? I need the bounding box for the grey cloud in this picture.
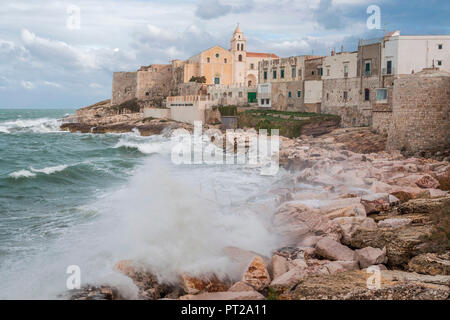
[313,0,346,30]
[195,0,254,20]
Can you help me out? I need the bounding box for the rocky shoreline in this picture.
[61,103,449,301]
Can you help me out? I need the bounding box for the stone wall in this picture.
[111,72,137,106]
[387,70,450,156]
[142,108,171,119]
[270,81,304,111]
[322,77,373,127]
[372,103,392,135]
[137,64,176,107]
[207,84,254,106]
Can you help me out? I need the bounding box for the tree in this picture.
[189,76,206,83]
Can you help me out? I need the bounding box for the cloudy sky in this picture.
[0,0,449,108]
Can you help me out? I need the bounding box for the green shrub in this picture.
[218,105,237,116]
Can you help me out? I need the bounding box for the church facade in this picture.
[181,25,278,86]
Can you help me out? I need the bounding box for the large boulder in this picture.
[361,193,390,214]
[334,216,378,244]
[347,225,434,267]
[180,274,230,295]
[273,203,342,245]
[223,246,268,278]
[268,255,289,280]
[114,260,173,300]
[325,204,366,219]
[242,256,271,291]
[355,247,388,268]
[415,175,440,189]
[315,237,356,261]
[408,253,450,276]
[292,270,449,300]
[270,268,305,293]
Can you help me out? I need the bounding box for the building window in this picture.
[228,92,232,97]
[327,68,330,76]
[376,89,387,101]
[237,44,240,51]
[318,68,323,76]
[292,68,296,78]
[207,57,210,63]
[241,44,244,51]
[261,99,265,105]
[239,92,243,97]
[437,60,443,66]
[266,99,270,104]
[438,44,443,50]
[145,92,150,96]
[298,69,302,77]
[297,90,301,98]
[238,55,243,62]
[273,70,277,79]
[216,53,219,58]
[387,60,392,74]
[281,69,285,78]
[344,65,349,77]
[250,63,254,70]
[326,93,329,101]
[311,71,315,75]
[288,91,292,98]
[343,91,348,101]
[224,58,227,63]
[365,62,371,76]
[264,71,268,80]
[364,89,370,101]
[214,77,220,85]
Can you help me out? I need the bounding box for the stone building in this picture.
[111,72,137,106]
[381,31,450,76]
[256,55,320,111]
[386,69,450,157]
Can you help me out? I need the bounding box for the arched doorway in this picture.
[247,74,257,87]
[277,93,286,111]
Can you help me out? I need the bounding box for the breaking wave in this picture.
[0,118,62,134]
[114,135,174,155]
[9,165,69,179]
[8,169,37,179]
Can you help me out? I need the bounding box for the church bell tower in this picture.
[230,24,247,86]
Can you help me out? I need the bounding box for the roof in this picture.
[246,52,279,59]
[234,25,243,34]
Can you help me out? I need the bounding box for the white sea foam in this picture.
[8,169,37,179]
[30,165,68,175]
[114,135,174,155]
[0,118,62,134]
[9,165,69,179]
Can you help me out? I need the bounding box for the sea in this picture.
[0,108,290,299]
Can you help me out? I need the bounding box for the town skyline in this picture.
[1,0,449,108]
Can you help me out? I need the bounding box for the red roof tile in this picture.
[246,52,279,59]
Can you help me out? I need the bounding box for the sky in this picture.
[0,0,449,108]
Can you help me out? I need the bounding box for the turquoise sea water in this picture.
[0,109,286,299]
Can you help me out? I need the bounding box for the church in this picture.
[111,26,278,107]
[181,25,278,87]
